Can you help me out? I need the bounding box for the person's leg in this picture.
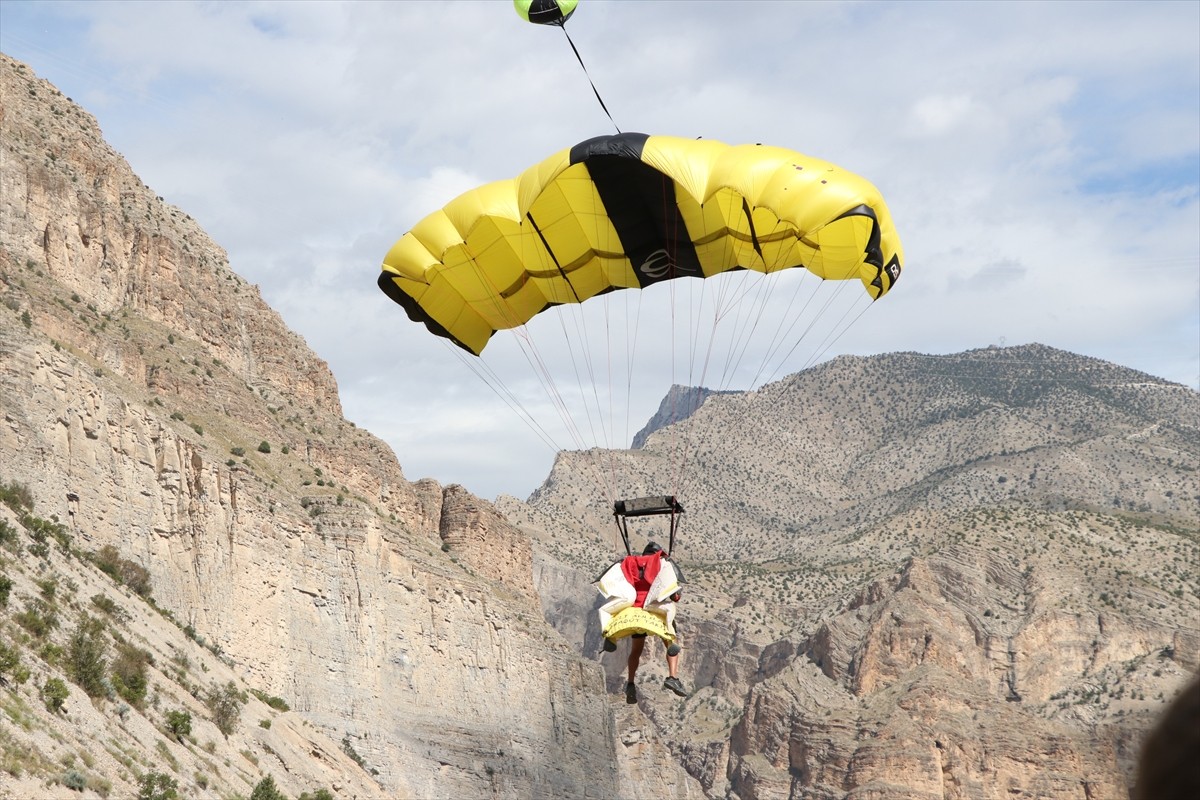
[625,636,645,703]
[662,637,687,697]
[627,635,645,683]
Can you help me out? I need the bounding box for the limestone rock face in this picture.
[438,484,537,601]
[632,385,736,449]
[0,52,619,799]
[514,345,1199,798]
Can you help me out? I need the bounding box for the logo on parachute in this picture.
[638,249,675,282]
[885,255,902,284]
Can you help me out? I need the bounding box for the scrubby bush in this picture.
[90,545,152,599]
[90,593,127,621]
[66,615,108,697]
[61,768,86,791]
[0,520,18,549]
[137,772,178,800]
[0,480,34,512]
[41,677,69,712]
[250,688,290,711]
[14,598,58,638]
[0,640,25,683]
[206,681,245,737]
[250,775,286,800]
[165,709,191,741]
[111,642,152,707]
[299,790,335,800]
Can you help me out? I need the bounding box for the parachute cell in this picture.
[378,133,904,356]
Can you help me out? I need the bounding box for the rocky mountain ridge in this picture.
[632,385,737,450]
[506,344,1199,798]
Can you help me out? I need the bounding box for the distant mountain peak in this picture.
[631,384,738,448]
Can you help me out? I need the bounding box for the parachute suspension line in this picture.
[442,341,563,453]
[668,191,739,498]
[670,288,724,498]
[715,267,782,391]
[479,213,614,503]
[672,277,775,501]
[673,226,786,497]
[745,270,827,389]
[712,215,794,392]
[505,321,595,454]
[437,240,589,458]
[523,212,619,501]
[512,302,619,501]
[754,279,856,387]
[560,27,621,134]
[622,285,646,454]
[671,232,736,498]
[551,306,621,501]
[769,290,875,385]
[660,175,691,499]
[524,211,603,450]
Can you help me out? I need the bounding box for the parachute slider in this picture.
[612,496,684,556]
[613,496,684,518]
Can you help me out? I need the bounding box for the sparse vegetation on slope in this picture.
[0,478,366,798]
[514,345,1199,798]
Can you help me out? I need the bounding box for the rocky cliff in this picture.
[632,386,736,450]
[508,346,1200,799]
[0,52,619,799]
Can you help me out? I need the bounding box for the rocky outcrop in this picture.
[0,52,620,799]
[726,546,1194,800]
[632,385,736,449]
[519,345,1199,798]
[437,484,537,601]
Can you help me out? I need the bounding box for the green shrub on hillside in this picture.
[298,790,335,800]
[14,598,59,639]
[90,545,153,599]
[206,681,246,738]
[250,688,290,711]
[66,615,108,698]
[41,677,69,712]
[165,709,191,741]
[137,771,178,800]
[250,775,286,800]
[111,642,152,707]
[0,480,33,512]
[0,520,18,550]
[0,640,29,685]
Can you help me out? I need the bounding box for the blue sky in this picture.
[2,0,1197,500]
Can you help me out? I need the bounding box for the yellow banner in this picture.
[604,606,674,643]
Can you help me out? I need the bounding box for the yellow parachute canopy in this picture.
[379,133,903,356]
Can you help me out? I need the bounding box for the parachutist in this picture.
[598,541,688,701]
